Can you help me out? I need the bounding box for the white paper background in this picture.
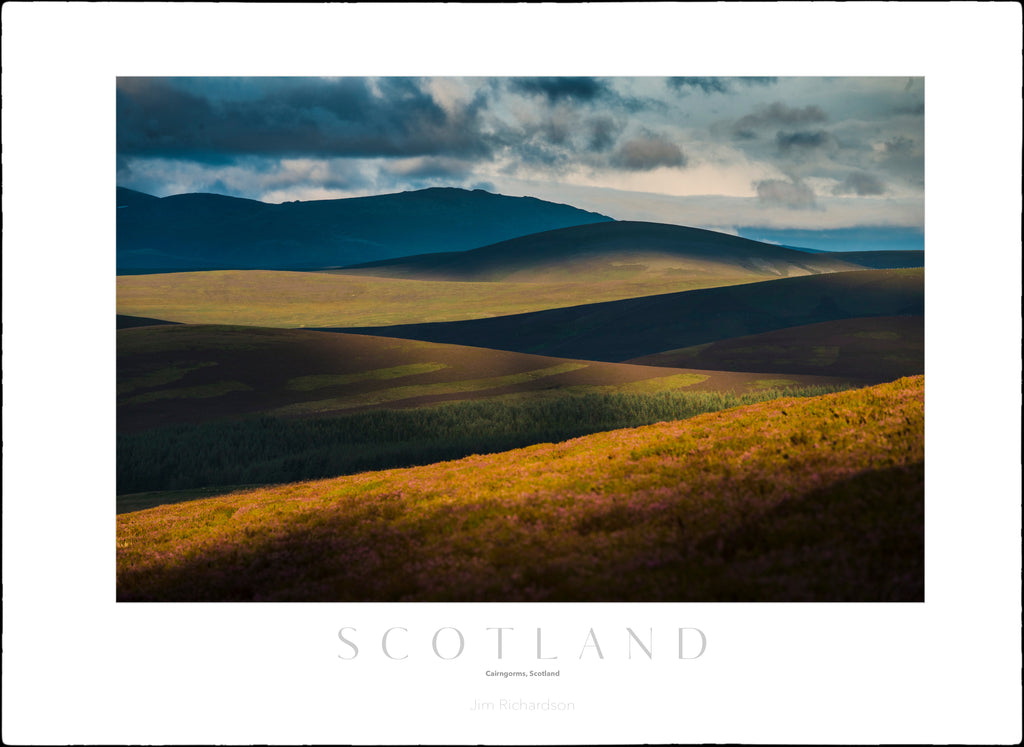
[2,3,1021,744]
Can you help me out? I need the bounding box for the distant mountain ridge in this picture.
[116,187,614,272]
[342,220,863,281]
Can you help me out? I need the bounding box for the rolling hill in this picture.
[116,186,613,272]
[329,268,925,363]
[118,324,855,433]
[117,376,924,602]
[339,220,863,282]
[627,315,924,382]
[117,324,856,501]
[116,266,821,328]
[822,250,924,269]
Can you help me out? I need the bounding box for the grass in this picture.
[563,372,710,394]
[117,485,267,515]
[118,325,858,434]
[268,362,589,415]
[285,363,449,391]
[117,376,923,602]
[125,380,253,405]
[117,384,853,497]
[116,269,780,328]
[118,361,219,395]
[332,269,924,364]
[750,378,799,389]
[629,315,923,382]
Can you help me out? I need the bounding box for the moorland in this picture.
[116,187,924,601]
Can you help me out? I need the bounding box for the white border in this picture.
[3,3,1021,744]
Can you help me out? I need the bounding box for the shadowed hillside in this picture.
[116,314,180,329]
[628,315,924,382]
[116,186,613,272]
[341,221,862,282]
[823,250,924,269]
[328,268,925,363]
[118,324,854,433]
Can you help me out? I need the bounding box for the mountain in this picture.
[340,221,862,282]
[326,268,924,363]
[820,250,924,269]
[737,225,924,254]
[116,187,613,272]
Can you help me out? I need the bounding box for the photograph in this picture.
[115,75,925,603]
[4,4,1020,745]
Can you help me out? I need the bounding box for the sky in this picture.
[116,76,924,247]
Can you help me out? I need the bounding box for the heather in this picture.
[117,376,923,602]
[117,383,850,498]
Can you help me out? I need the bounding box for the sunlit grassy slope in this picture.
[116,269,783,327]
[117,376,923,602]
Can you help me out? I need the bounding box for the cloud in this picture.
[735,102,828,130]
[754,178,818,209]
[116,155,378,201]
[587,116,621,152]
[667,77,777,94]
[893,101,925,115]
[508,77,610,102]
[117,77,494,162]
[832,171,887,196]
[610,137,686,170]
[882,135,916,157]
[875,134,923,188]
[776,130,832,153]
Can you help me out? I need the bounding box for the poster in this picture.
[3,3,1021,744]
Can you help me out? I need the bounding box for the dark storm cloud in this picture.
[754,178,818,209]
[508,77,611,102]
[776,129,831,153]
[610,136,686,170]
[540,115,572,146]
[667,77,777,94]
[832,171,887,196]
[735,102,828,130]
[116,77,493,162]
[586,116,622,152]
